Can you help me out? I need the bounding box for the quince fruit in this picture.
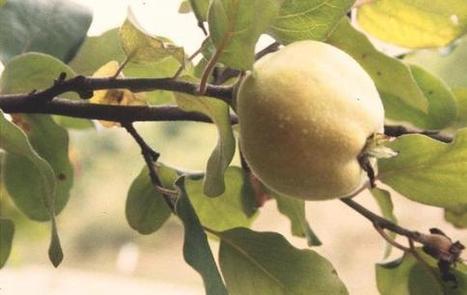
[237,40,385,200]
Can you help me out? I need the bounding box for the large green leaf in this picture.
[218,228,348,295]
[8,114,74,217]
[0,53,76,95]
[404,38,467,126]
[445,205,467,228]
[189,0,211,22]
[0,52,93,129]
[357,0,467,48]
[404,36,467,90]
[0,111,56,221]
[208,0,283,70]
[382,64,457,129]
[273,193,321,246]
[378,130,467,208]
[268,0,354,44]
[454,89,467,127]
[119,11,184,65]
[376,250,467,295]
[327,18,430,121]
[0,97,63,269]
[327,18,459,129]
[69,28,126,76]
[174,177,228,295]
[185,167,255,232]
[174,77,235,197]
[0,218,14,268]
[0,0,92,63]
[125,165,175,234]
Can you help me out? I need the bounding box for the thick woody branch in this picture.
[0,75,234,105]
[0,97,238,124]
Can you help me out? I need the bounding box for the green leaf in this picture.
[327,18,430,122]
[404,37,467,90]
[69,28,126,76]
[179,0,192,14]
[185,167,255,232]
[208,0,283,70]
[357,0,467,49]
[68,28,179,105]
[0,52,93,129]
[445,205,467,228]
[1,113,64,267]
[403,38,467,127]
[8,114,74,217]
[124,57,182,105]
[125,165,175,234]
[189,0,210,21]
[0,0,6,8]
[48,219,63,267]
[0,111,56,221]
[0,218,14,268]
[370,188,397,258]
[273,193,321,246]
[378,130,467,208]
[0,0,92,63]
[380,64,458,129]
[119,11,184,65]
[174,76,235,197]
[376,250,467,295]
[174,177,228,295]
[454,88,467,127]
[268,0,354,44]
[218,228,348,295]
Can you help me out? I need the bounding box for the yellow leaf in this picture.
[357,0,467,48]
[90,61,146,127]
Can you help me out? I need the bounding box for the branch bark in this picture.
[122,122,177,210]
[0,97,238,123]
[0,75,234,105]
[384,125,453,143]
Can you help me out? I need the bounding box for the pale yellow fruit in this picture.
[237,40,384,200]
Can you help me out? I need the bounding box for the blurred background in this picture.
[0,1,466,294]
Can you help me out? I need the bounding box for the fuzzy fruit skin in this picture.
[237,40,384,200]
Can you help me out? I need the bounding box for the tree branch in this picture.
[122,122,177,210]
[0,97,239,124]
[384,125,452,143]
[0,75,234,105]
[340,196,464,267]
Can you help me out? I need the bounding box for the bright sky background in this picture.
[77,0,206,52]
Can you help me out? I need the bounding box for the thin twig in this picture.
[122,122,177,210]
[112,55,132,78]
[173,38,207,79]
[374,225,410,251]
[198,32,233,94]
[340,197,423,241]
[340,196,464,268]
[384,125,452,143]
